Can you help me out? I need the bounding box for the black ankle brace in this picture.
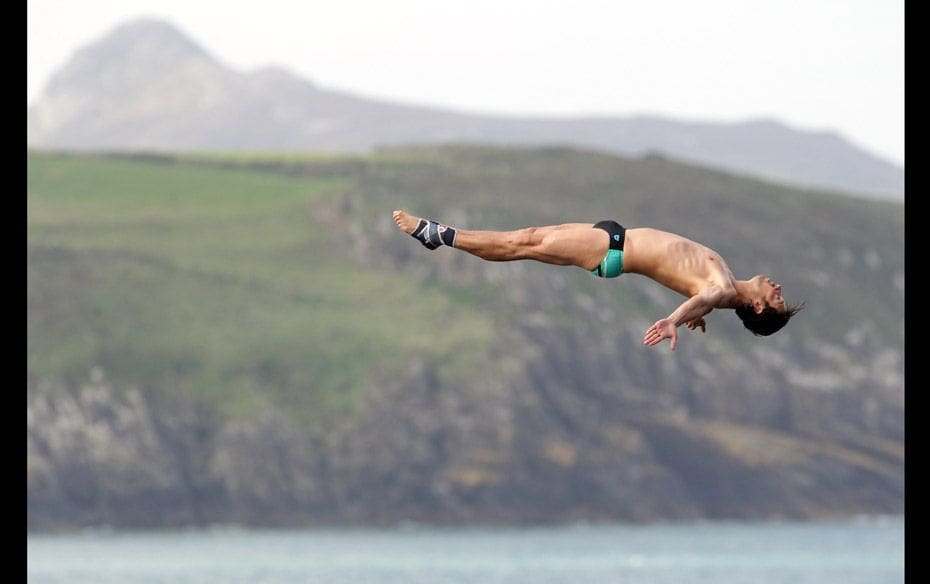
[411,219,456,249]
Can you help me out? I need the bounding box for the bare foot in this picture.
[392,210,422,234]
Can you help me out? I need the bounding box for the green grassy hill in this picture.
[27,152,498,425]
[27,147,903,528]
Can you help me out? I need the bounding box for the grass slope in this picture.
[27,152,496,423]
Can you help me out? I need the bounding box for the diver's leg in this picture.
[392,210,607,270]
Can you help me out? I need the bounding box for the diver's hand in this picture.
[644,318,678,351]
[685,317,707,333]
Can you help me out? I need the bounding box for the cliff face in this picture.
[26,149,903,529]
[27,319,903,529]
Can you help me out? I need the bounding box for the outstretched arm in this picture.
[643,287,725,351]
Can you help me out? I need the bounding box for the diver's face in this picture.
[754,275,786,314]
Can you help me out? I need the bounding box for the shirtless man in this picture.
[392,210,803,351]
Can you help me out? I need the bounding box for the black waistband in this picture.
[593,220,625,250]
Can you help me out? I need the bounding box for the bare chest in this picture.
[628,232,734,296]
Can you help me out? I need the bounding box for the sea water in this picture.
[27,517,903,583]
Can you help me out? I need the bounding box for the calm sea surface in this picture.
[27,517,903,584]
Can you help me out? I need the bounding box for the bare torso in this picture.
[622,228,737,301]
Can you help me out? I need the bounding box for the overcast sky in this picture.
[27,0,904,165]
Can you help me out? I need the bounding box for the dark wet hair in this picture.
[735,302,805,336]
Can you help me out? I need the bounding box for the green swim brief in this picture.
[590,220,626,279]
[592,248,624,278]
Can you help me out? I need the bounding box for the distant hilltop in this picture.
[27,18,904,200]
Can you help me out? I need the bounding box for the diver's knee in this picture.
[509,227,539,248]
